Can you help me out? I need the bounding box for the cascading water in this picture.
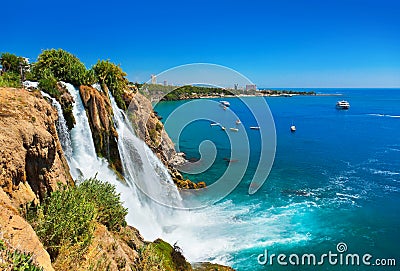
[108,91,182,206]
[40,91,73,159]
[53,82,304,267]
[62,82,183,239]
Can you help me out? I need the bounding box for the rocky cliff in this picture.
[122,88,206,189]
[79,85,122,174]
[0,87,73,271]
[0,87,232,271]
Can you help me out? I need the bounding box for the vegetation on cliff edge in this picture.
[0,52,29,87]
[27,178,128,260]
[92,60,129,110]
[31,49,96,88]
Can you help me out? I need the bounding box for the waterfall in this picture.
[61,82,182,239]
[107,90,183,207]
[60,83,247,266]
[40,91,73,159]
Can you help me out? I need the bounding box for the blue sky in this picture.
[2,0,399,87]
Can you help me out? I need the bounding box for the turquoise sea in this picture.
[155,89,400,270]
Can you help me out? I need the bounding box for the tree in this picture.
[31,49,95,86]
[0,52,22,73]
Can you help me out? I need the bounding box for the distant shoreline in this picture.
[157,92,343,101]
[143,84,345,101]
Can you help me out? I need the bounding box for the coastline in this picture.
[156,92,342,101]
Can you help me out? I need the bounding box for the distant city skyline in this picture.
[1,0,399,88]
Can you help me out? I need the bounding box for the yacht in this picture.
[290,125,296,132]
[220,101,230,107]
[230,128,239,132]
[336,100,350,110]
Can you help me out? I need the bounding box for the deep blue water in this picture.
[155,89,400,270]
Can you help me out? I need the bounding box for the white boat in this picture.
[230,128,239,132]
[220,101,230,107]
[336,100,350,109]
[250,126,260,130]
[290,125,296,132]
[221,126,226,131]
[235,119,241,125]
[210,122,220,126]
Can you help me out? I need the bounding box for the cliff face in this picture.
[0,87,73,207]
[0,87,73,271]
[123,90,206,189]
[79,85,122,174]
[0,87,230,271]
[124,90,177,165]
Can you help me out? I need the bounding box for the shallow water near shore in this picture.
[155,88,400,270]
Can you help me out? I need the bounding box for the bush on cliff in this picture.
[29,185,97,259]
[38,69,60,98]
[0,71,21,87]
[0,239,44,271]
[92,60,129,110]
[28,178,128,259]
[31,49,95,86]
[79,177,128,231]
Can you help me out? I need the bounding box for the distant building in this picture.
[234,84,238,91]
[151,74,157,84]
[163,80,167,86]
[245,84,257,91]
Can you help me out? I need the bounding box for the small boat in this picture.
[221,126,226,130]
[290,125,296,132]
[223,106,227,110]
[210,122,220,126]
[230,128,239,132]
[220,101,230,107]
[336,100,350,110]
[250,126,260,130]
[223,157,238,163]
[235,119,241,125]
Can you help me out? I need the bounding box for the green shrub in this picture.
[140,239,190,271]
[0,239,5,251]
[79,178,128,231]
[156,122,163,132]
[30,186,97,259]
[8,250,44,271]
[92,60,129,110]
[28,178,128,259]
[0,71,21,87]
[38,70,60,98]
[0,239,43,271]
[31,49,95,86]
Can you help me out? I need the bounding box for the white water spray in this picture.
[40,91,73,159]
[54,82,308,266]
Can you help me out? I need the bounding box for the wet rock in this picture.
[79,85,122,174]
